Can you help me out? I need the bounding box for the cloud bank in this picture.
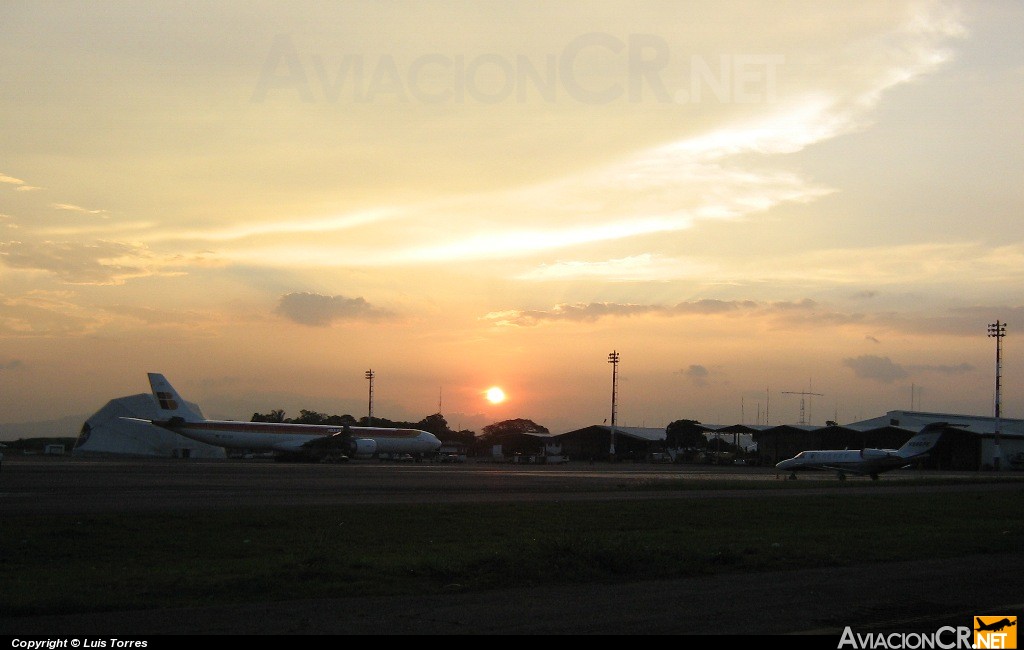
[274,292,396,326]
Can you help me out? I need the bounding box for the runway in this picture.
[0,455,1011,515]
[2,456,1023,636]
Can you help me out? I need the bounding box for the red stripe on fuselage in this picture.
[177,422,424,438]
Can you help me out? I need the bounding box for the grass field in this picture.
[3,479,1023,617]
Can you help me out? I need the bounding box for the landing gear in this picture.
[788,472,798,480]
[869,473,879,481]
[836,471,847,481]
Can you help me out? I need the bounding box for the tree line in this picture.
[250,409,552,450]
[250,409,481,445]
[250,410,736,453]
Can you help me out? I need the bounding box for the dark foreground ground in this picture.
[4,553,1021,635]
[1,457,1022,635]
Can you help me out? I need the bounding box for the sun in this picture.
[485,386,506,404]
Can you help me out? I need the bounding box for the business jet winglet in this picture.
[775,422,954,481]
[124,373,441,462]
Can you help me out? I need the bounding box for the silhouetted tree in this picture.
[249,405,466,436]
[292,410,328,425]
[446,429,478,446]
[251,409,286,423]
[324,414,358,426]
[479,418,549,441]
[417,413,450,436]
[665,419,706,449]
[359,416,412,428]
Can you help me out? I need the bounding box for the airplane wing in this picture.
[812,461,910,475]
[295,429,377,459]
[810,463,865,474]
[241,430,357,461]
[296,430,351,452]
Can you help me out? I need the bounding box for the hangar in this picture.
[72,393,226,459]
[751,423,913,468]
[555,424,755,462]
[556,425,665,461]
[846,410,1024,471]
[480,430,564,462]
[554,410,1023,471]
[738,411,1022,471]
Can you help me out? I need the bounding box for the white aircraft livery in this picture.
[136,373,442,461]
[775,423,950,480]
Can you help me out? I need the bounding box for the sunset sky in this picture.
[2,1,1022,436]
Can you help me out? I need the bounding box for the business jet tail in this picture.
[147,373,204,422]
[895,422,953,459]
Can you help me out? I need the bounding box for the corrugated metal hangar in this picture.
[553,411,1023,471]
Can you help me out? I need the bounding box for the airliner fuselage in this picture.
[164,419,441,455]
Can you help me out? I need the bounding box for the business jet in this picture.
[132,373,442,462]
[775,423,950,480]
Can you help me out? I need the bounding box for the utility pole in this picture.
[608,350,619,460]
[365,369,374,427]
[988,321,1006,470]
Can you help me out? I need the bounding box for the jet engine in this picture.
[348,438,377,459]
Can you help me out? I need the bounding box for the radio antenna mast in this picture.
[782,389,824,425]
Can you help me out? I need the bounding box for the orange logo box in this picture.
[975,616,1017,649]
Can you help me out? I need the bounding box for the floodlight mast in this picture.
[988,321,1006,470]
[365,369,375,427]
[608,351,619,460]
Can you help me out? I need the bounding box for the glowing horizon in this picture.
[1,1,1022,436]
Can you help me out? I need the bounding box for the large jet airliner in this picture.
[134,373,442,462]
[975,617,1016,633]
[775,423,950,480]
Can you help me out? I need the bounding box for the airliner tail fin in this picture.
[147,373,203,422]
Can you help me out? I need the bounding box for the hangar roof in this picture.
[847,410,1024,435]
[556,412,1024,450]
[516,430,558,438]
[700,424,773,432]
[591,425,665,441]
[561,425,756,449]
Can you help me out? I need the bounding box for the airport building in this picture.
[553,413,1023,471]
[72,393,226,459]
[843,410,1024,471]
[554,424,755,462]
[557,425,666,461]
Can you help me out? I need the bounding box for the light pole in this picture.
[988,321,1006,470]
[365,369,374,427]
[608,350,619,460]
